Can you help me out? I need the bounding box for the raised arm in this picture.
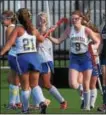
[48,25,71,44]
[0,27,18,56]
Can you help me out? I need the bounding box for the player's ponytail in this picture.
[82,10,99,33]
[17,8,33,35]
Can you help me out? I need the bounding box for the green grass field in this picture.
[0,69,103,114]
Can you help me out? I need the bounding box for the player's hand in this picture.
[47,32,52,39]
[49,25,57,30]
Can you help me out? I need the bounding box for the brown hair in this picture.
[82,10,99,33]
[17,8,33,35]
[2,10,16,23]
[71,10,84,18]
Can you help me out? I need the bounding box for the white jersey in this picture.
[37,38,53,62]
[8,24,16,57]
[16,31,37,54]
[69,25,90,54]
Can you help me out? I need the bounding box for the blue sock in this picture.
[21,90,31,111]
[9,84,19,105]
[16,86,21,103]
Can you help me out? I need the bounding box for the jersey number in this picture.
[23,38,35,51]
[75,43,80,51]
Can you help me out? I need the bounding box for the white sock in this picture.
[49,86,65,103]
[15,86,21,104]
[79,84,83,91]
[9,84,19,105]
[78,84,84,100]
[31,86,45,105]
[21,90,31,111]
[83,91,90,110]
[90,88,97,108]
[31,91,39,107]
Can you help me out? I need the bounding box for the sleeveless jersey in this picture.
[101,24,106,58]
[16,31,37,54]
[8,24,16,56]
[69,25,90,54]
[37,38,53,62]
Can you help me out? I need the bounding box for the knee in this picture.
[13,79,20,86]
[43,83,52,89]
[69,81,79,89]
[30,83,38,88]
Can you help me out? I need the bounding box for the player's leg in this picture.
[80,52,93,111]
[19,72,31,113]
[29,53,47,114]
[83,69,92,111]
[97,63,106,113]
[30,71,47,114]
[41,62,67,109]
[90,65,98,109]
[7,55,21,109]
[15,54,32,113]
[78,72,83,94]
[69,69,80,89]
[13,75,22,108]
[90,76,98,109]
[78,72,84,109]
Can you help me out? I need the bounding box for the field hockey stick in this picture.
[46,1,51,28]
[96,57,103,95]
[88,44,103,95]
[43,17,68,38]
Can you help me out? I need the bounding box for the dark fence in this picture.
[0,0,106,67]
[0,0,106,87]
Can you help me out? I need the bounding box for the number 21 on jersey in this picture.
[23,38,35,51]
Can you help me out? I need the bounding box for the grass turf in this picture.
[0,69,103,114]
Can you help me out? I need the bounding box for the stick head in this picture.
[56,18,68,26]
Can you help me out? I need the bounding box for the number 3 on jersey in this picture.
[75,43,80,51]
[23,38,35,51]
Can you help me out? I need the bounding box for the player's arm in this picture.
[85,27,101,49]
[0,27,18,56]
[32,28,44,42]
[48,25,70,44]
[6,26,15,41]
[96,33,103,54]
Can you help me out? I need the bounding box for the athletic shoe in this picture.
[45,99,51,107]
[29,99,50,110]
[83,107,90,111]
[90,105,94,109]
[5,104,17,110]
[97,104,106,113]
[39,102,47,114]
[15,103,22,109]
[60,101,67,110]
[80,100,84,109]
[21,109,29,114]
[29,104,39,110]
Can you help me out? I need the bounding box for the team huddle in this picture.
[0,8,106,114]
